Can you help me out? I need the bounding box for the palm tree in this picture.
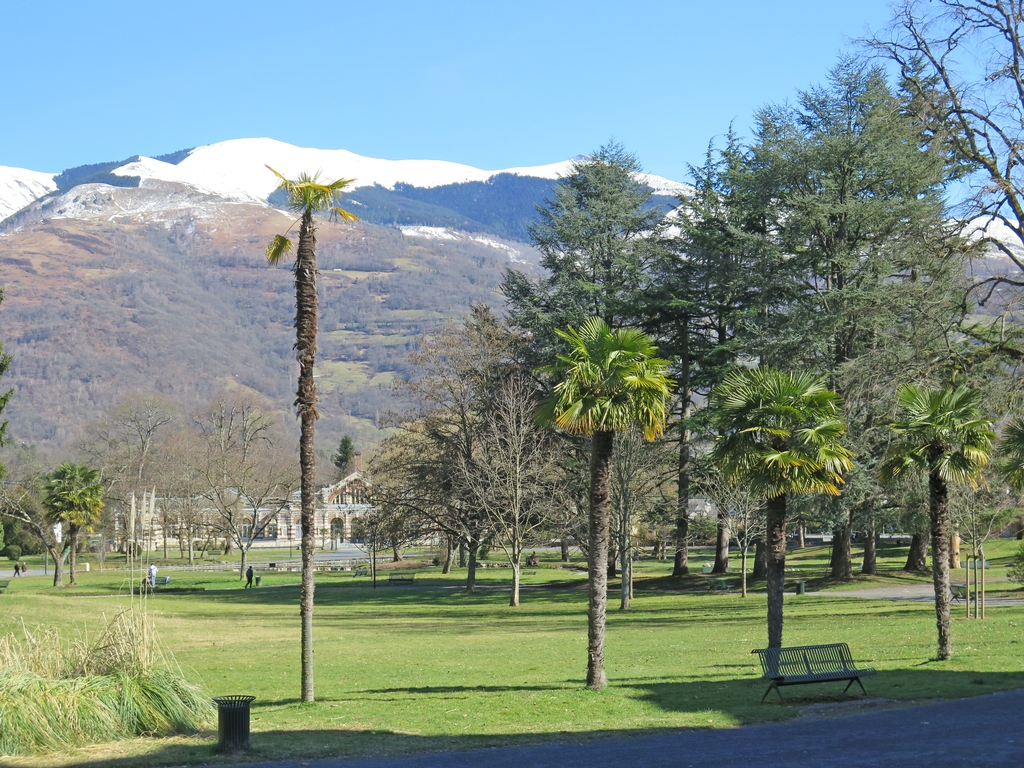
[43,463,104,587]
[711,368,852,649]
[266,166,357,703]
[998,417,1024,491]
[537,318,672,689]
[880,385,994,661]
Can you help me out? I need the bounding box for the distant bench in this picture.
[0,579,8,594]
[752,643,876,702]
[951,584,975,603]
[387,573,415,584]
[353,567,369,578]
[707,577,731,591]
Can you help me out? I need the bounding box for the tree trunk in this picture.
[458,537,467,568]
[753,536,767,578]
[673,392,691,577]
[560,537,570,562]
[929,467,953,661]
[239,547,247,580]
[620,524,631,611]
[904,532,928,572]
[861,520,877,575]
[741,544,748,598]
[607,545,617,581]
[467,538,479,593]
[50,545,65,588]
[295,208,319,703]
[950,531,961,569]
[510,561,520,607]
[587,430,613,690]
[830,517,852,580]
[67,525,80,586]
[797,523,806,549]
[766,494,787,648]
[712,510,730,574]
[391,544,402,562]
[442,536,453,574]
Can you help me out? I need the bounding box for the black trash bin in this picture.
[213,695,255,753]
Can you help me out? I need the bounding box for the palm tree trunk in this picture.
[765,494,787,648]
[68,525,80,586]
[295,209,319,703]
[929,468,953,660]
[587,429,614,690]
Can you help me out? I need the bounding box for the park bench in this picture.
[353,567,369,578]
[951,584,975,603]
[387,572,415,584]
[0,579,8,594]
[751,643,876,702]
[707,577,731,591]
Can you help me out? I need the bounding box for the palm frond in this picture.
[266,234,293,265]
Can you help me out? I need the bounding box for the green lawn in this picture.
[2,542,1024,767]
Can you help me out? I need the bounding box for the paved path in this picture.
[809,583,1024,606]
[206,688,1024,768]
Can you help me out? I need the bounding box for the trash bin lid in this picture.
[213,695,256,707]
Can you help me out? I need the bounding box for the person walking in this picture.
[245,565,254,589]
[20,563,27,576]
[13,563,20,577]
[148,563,158,588]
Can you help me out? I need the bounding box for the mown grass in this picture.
[1,541,1023,766]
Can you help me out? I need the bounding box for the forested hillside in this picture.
[0,183,537,458]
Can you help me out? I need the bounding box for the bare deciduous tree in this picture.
[194,393,297,578]
[868,1,1024,296]
[696,466,766,597]
[458,376,562,607]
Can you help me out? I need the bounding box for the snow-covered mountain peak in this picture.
[0,165,56,222]
[112,138,689,202]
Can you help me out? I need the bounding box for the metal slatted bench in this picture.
[387,572,415,584]
[751,643,876,702]
[707,577,731,591]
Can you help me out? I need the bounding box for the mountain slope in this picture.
[0,181,538,455]
[0,166,56,222]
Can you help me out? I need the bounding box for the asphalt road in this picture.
[209,687,1024,768]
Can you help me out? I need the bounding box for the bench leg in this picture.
[761,682,784,703]
[843,677,868,696]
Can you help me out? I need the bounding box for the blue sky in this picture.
[4,0,898,182]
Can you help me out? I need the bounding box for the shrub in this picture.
[0,611,214,755]
[1008,544,1024,584]
[3,545,21,562]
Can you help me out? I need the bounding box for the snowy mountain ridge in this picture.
[0,165,57,222]
[0,138,690,225]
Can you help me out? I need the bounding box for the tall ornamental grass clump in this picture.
[0,610,214,755]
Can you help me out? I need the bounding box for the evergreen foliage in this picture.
[53,158,141,193]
